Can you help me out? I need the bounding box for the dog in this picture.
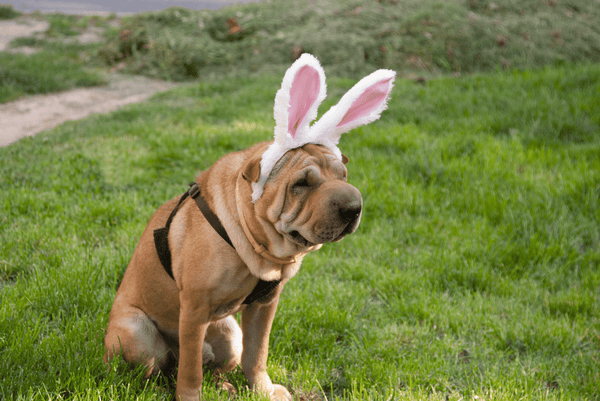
[104,54,395,401]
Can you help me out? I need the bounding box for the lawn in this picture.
[1,60,598,400]
[0,47,106,103]
[0,11,112,103]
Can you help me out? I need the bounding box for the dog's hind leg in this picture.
[104,305,172,378]
[204,315,243,373]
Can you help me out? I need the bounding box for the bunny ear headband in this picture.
[251,53,396,202]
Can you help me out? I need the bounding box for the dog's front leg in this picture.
[176,294,210,401]
[241,296,292,401]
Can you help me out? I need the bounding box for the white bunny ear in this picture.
[252,54,327,202]
[309,69,396,146]
[273,53,327,145]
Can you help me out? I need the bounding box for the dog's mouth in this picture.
[286,222,355,248]
[331,231,349,243]
[287,230,315,247]
[282,209,362,248]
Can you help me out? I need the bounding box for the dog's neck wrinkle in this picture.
[240,176,305,258]
[235,179,296,266]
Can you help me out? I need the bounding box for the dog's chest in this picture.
[212,298,246,320]
[206,272,259,320]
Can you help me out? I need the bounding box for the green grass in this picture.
[0,14,112,103]
[44,13,89,37]
[1,61,598,400]
[0,49,106,103]
[97,0,600,80]
[0,4,21,19]
[3,0,600,100]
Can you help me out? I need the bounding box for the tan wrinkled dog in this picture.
[104,54,395,401]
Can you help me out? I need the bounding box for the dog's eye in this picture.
[291,172,313,192]
[291,168,321,193]
[293,177,310,188]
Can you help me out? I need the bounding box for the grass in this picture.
[0,4,21,19]
[2,0,600,100]
[1,60,599,400]
[0,48,106,103]
[97,0,600,80]
[0,13,114,103]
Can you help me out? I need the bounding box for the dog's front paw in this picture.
[174,388,200,401]
[270,384,292,401]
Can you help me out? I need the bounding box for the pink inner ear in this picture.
[337,78,392,128]
[288,65,320,138]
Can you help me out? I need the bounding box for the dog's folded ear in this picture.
[341,154,349,165]
[242,154,262,183]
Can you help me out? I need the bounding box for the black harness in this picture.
[153,183,281,305]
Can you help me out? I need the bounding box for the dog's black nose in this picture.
[339,200,362,223]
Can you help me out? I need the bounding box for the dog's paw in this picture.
[218,380,238,398]
[270,384,292,401]
[212,372,238,398]
[202,342,215,364]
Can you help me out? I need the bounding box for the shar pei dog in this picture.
[104,53,395,401]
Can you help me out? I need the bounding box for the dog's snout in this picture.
[310,183,363,244]
[330,185,362,223]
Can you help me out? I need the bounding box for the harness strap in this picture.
[242,278,281,305]
[188,183,234,248]
[153,190,190,280]
[153,182,281,304]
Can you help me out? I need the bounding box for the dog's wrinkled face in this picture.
[251,144,362,251]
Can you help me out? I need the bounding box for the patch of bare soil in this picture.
[0,74,182,147]
[0,17,49,51]
[0,16,184,147]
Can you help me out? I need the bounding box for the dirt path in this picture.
[0,74,182,147]
[0,17,184,147]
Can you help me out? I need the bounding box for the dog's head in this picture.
[250,53,395,202]
[238,54,394,259]
[242,143,361,251]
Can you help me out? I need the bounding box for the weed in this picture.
[4,0,600,100]
[96,0,600,81]
[0,3,21,19]
[45,13,83,37]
